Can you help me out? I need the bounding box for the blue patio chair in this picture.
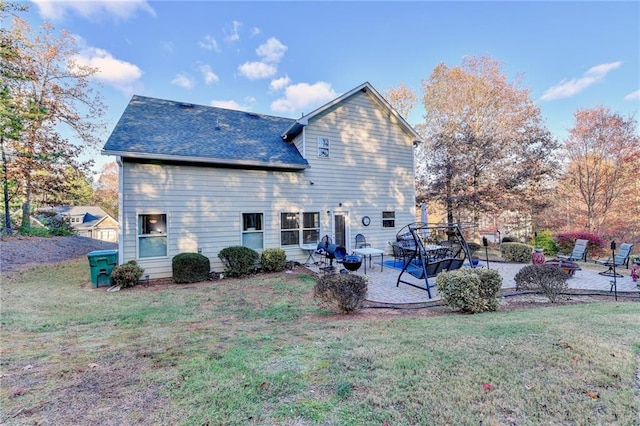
[595,243,633,277]
[557,239,589,262]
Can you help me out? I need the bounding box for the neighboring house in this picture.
[39,206,119,242]
[102,82,422,279]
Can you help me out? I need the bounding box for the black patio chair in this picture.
[355,233,371,248]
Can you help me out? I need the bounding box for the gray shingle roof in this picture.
[103,96,309,170]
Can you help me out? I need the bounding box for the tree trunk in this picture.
[21,174,31,229]
[1,136,12,234]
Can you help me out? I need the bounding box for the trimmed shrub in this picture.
[261,248,287,273]
[514,264,569,302]
[436,268,503,313]
[313,273,368,314]
[218,246,259,278]
[531,230,558,255]
[555,232,606,259]
[501,242,532,263]
[501,236,519,243]
[111,260,144,288]
[475,268,503,312]
[172,252,211,283]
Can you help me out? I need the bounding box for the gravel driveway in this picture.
[0,235,118,273]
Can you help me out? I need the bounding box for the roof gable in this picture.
[102,96,309,170]
[282,82,422,143]
[41,205,109,218]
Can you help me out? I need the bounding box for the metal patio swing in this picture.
[395,222,474,299]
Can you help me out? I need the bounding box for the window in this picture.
[138,214,167,258]
[317,137,330,158]
[302,212,320,244]
[382,211,395,228]
[280,212,300,246]
[242,213,263,250]
[99,230,115,241]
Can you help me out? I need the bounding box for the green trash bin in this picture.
[88,250,118,288]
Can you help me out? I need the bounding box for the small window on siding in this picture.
[242,213,263,250]
[302,212,320,245]
[382,211,395,228]
[138,214,167,258]
[280,212,300,246]
[317,137,329,158]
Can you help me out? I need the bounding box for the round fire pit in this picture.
[342,254,362,272]
[545,259,580,277]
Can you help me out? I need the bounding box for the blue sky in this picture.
[22,1,640,175]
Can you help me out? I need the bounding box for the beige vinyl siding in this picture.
[294,90,416,249]
[121,90,416,278]
[122,163,328,277]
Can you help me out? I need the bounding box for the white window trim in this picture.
[137,212,168,259]
[317,137,330,158]
[280,211,301,247]
[301,211,321,245]
[382,211,396,228]
[241,212,265,250]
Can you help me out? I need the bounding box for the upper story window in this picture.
[280,212,300,246]
[382,211,395,228]
[242,213,263,250]
[317,137,330,158]
[138,214,167,258]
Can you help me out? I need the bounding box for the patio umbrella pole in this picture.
[610,240,617,301]
[483,236,490,270]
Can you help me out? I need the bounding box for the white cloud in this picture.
[256,37,287,63]
[71,46,143,94]
[238,61,277,80]
[171,73,195,90]
[237,37,287,81]
[624,90,640,101]
[198,64,219,85]
[224,20,242,43]
[199,35,221,52]
[210,97,256,112]
[271,82,338,114]
[269,76,291,92]
[250,27,262,37]
[540,61,622,101]
[32,0,155,21]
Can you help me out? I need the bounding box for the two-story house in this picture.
[102,82,421,279]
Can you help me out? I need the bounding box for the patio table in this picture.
[300,243,319,265]
[353,247,384,274]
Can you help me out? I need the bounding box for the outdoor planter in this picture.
[532,248,545,265]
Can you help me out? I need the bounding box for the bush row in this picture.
[494,230,615,262]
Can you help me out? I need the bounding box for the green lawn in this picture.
[1,258,639,425]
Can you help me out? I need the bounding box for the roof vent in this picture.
[245,112,260,119]
[178,103,194,109]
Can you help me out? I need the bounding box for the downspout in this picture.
[116,156,124,265]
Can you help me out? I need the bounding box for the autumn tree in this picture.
[93,161,118,217]
[385,81,417,120]
[558,106,639,235]
[417,55,559,238]
[1,2,30,232]
[2,15,105,228]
